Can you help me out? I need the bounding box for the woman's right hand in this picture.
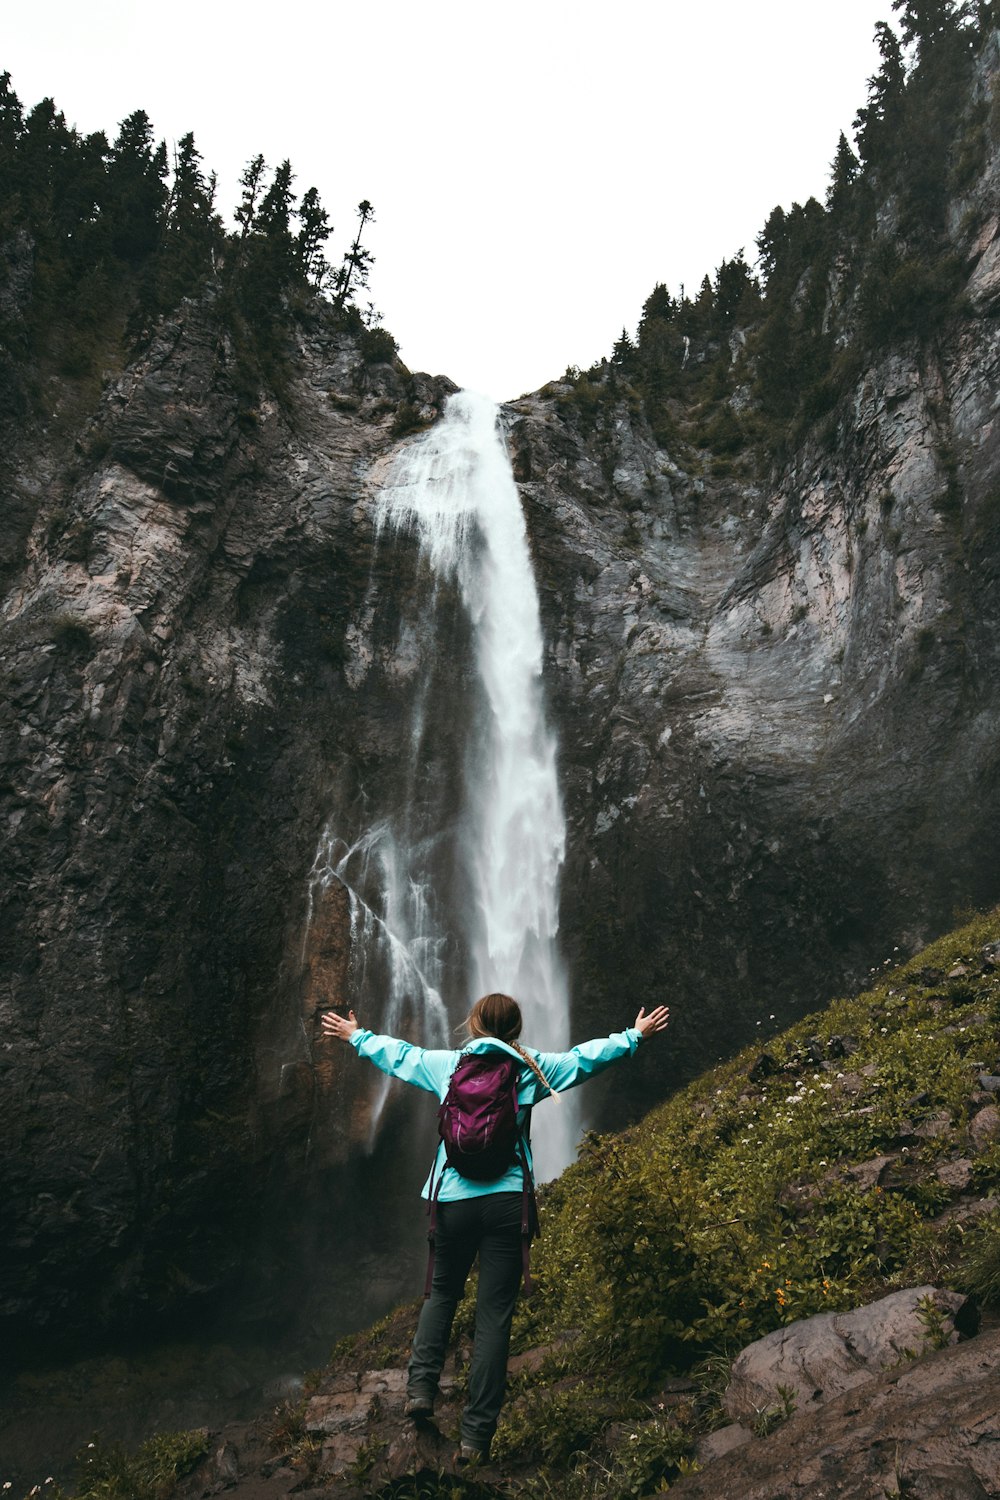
[634,1005,670,1039]
[321,1009,360,1042]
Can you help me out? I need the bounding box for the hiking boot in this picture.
[455,1441,489,1466]
[404,1392,435,1420]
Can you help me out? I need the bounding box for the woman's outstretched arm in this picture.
[530,1004,670,1096]
[321,1009,361,1043]
[633,1004,670,1038]
[320,1009,456,1095]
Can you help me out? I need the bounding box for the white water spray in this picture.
[373,391,577,1177]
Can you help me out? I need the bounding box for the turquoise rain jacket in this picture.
[349,1026,643,1200]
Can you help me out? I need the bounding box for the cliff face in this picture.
[0,292,455,1356]
[4,38,1000,1362]
[509,294,1000,1119]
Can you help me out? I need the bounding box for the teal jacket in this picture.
[349,1026,642,1200]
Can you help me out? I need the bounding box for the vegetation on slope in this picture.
[12,910,1000,1497]
[280,908,1000,1499]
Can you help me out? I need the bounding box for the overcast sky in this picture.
[5,0,891,400]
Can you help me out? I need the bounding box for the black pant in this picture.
[408,1191,523,1452]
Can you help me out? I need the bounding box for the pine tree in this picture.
[0,72,24,232]
[713,252,760,328]
[295,185,332,288]
[892,0,967,53]
[826,131,861,214]
[611,327,635,365]
[854,21,907,163]
[107,110,168,263]
[156,132,220,307]
[334,199,375,310]
[234,153,266,243]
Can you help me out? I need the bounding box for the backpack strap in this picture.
[516,1129,539,1298]
[423,1153,444,1299]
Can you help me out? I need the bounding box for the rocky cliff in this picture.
[4,23,1000,1374]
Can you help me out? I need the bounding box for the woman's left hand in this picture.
[634,1005,670,1039]
[321,1009,360,1042]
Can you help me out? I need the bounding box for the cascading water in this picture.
[304,390,577,1179]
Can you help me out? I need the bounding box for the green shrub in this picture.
[957,1211,1000,1306]
[358,326,399,365]
[72,1429,207,1500]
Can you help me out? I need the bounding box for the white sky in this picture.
[4,0,890,401]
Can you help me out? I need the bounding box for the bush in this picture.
[358,325,399,365]
[957,1211,1000,1306]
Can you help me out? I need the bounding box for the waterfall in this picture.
[302,389,577,1179]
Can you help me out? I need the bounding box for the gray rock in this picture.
[844,1155,895,1189]
[304,1391,375,1435]
[937,1159,974,1191]
[722,1287,969,1424]
[970,1104,1000,1152]
[670,1325,1000,1500]
[695,1423,752,1465]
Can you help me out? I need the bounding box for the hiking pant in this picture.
[407,1190,523,1453]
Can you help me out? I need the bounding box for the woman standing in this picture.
[322,992,669,1463]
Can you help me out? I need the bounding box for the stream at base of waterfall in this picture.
[306,390,577,1180]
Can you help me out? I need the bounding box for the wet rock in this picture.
[978,1073,1000,1093]
[722,1287,970,1424]
[209,1440,239,1487]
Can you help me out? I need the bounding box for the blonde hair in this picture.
[465,992,561,1104]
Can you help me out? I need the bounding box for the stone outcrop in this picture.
[721,1286,974,1425]
[674,1324,1000,1500]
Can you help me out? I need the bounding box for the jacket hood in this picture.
[461,1036,525,1062]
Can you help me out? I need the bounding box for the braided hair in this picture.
[464,992,561,1104]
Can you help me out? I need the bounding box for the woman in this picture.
[322,993,670,1463]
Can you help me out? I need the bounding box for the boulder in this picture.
[937,1158,974,1191]
[969,1104,1000,1152]
[670,1325,1000,1500]
[723,1286,970,1424]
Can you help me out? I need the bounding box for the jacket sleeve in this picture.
[526,1028,643,1100]
[349,1028,456,1096]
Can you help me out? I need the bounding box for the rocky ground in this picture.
[87,1289,996,1499]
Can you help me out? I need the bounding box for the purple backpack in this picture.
[424,1048,538,1297]
[437,1051,522,1180]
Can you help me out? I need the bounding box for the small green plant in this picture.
[956,1211,1000,1306]
[915,1295,951,1352]
[602,1418,694,1498]
[751,1382,798,1437]
[50,614,93,654]
[492,1382,616,1467]
[71,1429,207,1500]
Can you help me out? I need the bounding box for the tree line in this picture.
[0,76,389,378]
[569,0,997,462]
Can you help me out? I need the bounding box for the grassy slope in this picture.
[335,907,1000,1495]
[40,910,1000,1499]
